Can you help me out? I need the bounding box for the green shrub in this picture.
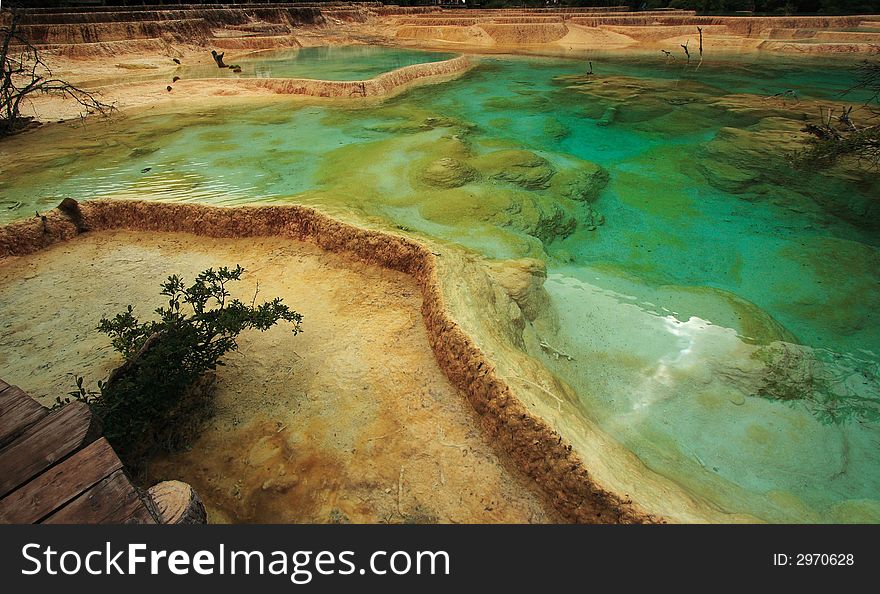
[60,265,302,469]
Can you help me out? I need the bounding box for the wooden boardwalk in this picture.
[0,377,159,524]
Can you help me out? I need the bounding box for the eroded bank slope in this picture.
[10,4,880,57]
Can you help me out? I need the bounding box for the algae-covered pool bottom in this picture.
[1,51,878,522]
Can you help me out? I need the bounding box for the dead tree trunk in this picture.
[211,50,227,69]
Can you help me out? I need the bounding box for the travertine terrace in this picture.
[7,3,880,59]
[2,4,880,525]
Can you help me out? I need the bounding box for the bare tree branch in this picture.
[795,60,880,170]
[1,5,114,136]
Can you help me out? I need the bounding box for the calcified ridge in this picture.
[214,55,470,98]
[0,200,655,524]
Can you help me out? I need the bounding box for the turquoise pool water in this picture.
[2,51,878,522]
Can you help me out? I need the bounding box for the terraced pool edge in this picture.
[0,199,655,524]
[110,56,474,102]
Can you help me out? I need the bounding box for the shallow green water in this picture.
[82,46,456,87]
[2,51,879,522]
[187,46,456,80]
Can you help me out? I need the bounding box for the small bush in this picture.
[60,265,302,469]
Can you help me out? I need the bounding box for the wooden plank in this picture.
[0,386,49,449]
[0,402,100,498]
[0,378,9,393]
[0,438,122,524]
[0,384,30,415]
[43,469,157,525]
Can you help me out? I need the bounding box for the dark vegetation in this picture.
[641,0,876,15]
[12,0,877,14]
[58,266,303,470]
[378,0,877,11]
[795,60,880,169]
[754,344,880,426]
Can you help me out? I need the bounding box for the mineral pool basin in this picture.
[181,45,457,80]
[2,51,879,523]
[83,45,458,87]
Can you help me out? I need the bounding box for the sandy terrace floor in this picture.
[0,229,556,524]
